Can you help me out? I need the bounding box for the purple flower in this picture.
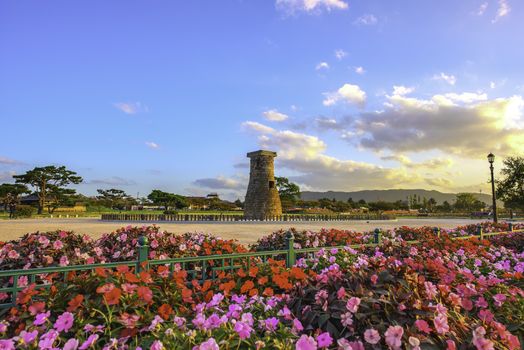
[292,318,303,334]
[203,314,223,330]
[173,316,186,328]
[240,313,254,326]
[63,338,80,350]
[295,335,317,350]
[20,330,38,344]
[79,334,99,350]
[316,332,333,348]
[263,317,279,332]
[150,340,164,350]
[196,338,219,350]
[33,311,50,326]
[54,312,74,332]
[231,294,246,304]
[234,321,252,339]
[38,330,59,350]
[0,340,15,350]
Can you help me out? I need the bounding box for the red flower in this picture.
[137,286,153,303]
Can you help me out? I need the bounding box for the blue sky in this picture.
[1,0,523,200]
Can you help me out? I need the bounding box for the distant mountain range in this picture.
[300,189,495,205]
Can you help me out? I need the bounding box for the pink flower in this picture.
[493,294,506,307]
[315,290,328,304]
[364,329,381,344]
[341,312,353,327]
[409,337,421,350]
[337,287,346,299]
[59,256,69,267]
[338,339,364,350]
[234,322,252,339]
[473,337,494,350]
[424,282,438,299]
[346,297,361,313]
[476,297,488,309]
[54,312,74,332]
[384,325,403,350]
[7,250,19,259]
[295,335,317,350]
[370,274,378,284]
[196,338,219,350]
[414,320,431,334]
[446,340,456,350]
[63,338,79,350]
[316,332,333,348]
[53,240,63,250]
[478,309,494,323]
[434,314,450,334]
[119,313,140,328]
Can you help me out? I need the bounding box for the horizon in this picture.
[1,0,523,201]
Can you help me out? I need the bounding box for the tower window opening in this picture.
[269,181,275,189]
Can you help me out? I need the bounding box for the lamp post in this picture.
[487,153,498,223]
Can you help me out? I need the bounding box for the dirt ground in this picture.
[1,217,517,245]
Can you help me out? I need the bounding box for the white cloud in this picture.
[381,154,453,170]
[354,91,524,157]
[193,176,243,190]
[432,72,457,86]
[334,49,347,60]
[0,156,24,166]
[323,83,367,107]
[262,109,289,122]
[490,81,496,89]
[392,85,414,96]
[145,141,160,150]
[315,62,330,71]
[354,66,365,74]
[477,2,488,15]
[354,14,378,26]
[315,117,346,131]
[492,0,510,23]
[276,0,348,15]
[0,171,16,182]
[90,176,136,186]
[113,102,148,115]
[242,121,421,190]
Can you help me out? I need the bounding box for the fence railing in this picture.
[100,213,394,222]
[0,224,521,311]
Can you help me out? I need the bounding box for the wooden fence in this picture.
[100,213,394,222]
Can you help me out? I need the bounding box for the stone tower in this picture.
[244,150,282,220]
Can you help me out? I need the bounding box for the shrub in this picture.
[12,205,34,218]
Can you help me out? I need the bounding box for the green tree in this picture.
[97,188,136,211]
[13,166,83,214]
[147,190,188,210]
[275,177,301,201]
[46,187,77,214]
[454,193,485,212]
[234,199,244,209]
[0,183,30,212]
[496,156,524,211]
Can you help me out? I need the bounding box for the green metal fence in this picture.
[0,224,521,311]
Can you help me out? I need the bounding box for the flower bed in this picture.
[0,223,523,349]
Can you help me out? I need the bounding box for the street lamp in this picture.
[487,153,498,223]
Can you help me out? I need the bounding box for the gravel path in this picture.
[1,217,518,245]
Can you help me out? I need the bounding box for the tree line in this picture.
[1,156,523,216]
